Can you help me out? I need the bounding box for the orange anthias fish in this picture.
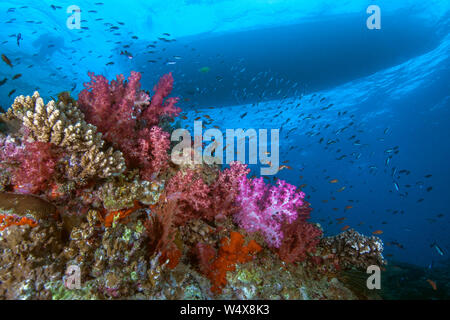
[372,230,383,235]
[426,279,437,291]
[341,225,350,231]
[329,179,338,183]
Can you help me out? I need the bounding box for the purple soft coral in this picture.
[234,177,306,248]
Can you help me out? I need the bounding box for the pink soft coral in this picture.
[0,139,58,194]
[78,71,180,179]
[165,162,249,224]
[135,126,171,180]
[165,169,211,226]
[208,161,250,221]
[234,177,306,248]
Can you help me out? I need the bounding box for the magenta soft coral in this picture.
[234,177,307,248]
[0,139,58,194]
[78,71,179,179]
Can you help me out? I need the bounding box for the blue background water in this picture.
[0,0,449,268]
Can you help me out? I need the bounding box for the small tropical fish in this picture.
[426,279,437,291]
[120,50,133,59]
[16,33,22,47]
[344,205,353,210]
[8,89,16,97]
[1,54,13,67]
[0,78,7,86]
[430,242,444,256]
[372,230,383,235]
[199,66,210,73]
[329,179,338,183]
[341,225,350,231]
[394,182,399,192]
[12,73,22,80]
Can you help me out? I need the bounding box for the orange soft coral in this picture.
[0,214,38,231]
[196,231,262,294]
[104,200,142,227]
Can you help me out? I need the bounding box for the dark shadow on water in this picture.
[132,10,442,108]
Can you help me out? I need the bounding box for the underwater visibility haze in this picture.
[0,0,449,300]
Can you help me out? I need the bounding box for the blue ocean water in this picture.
[0,0,448,272]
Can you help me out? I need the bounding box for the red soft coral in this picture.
[0,140,59,194]
[165,162,249,224]
[145,200,181,269]
[165,169,211,225]
[135,126,171,180]
[141,73,181,126]
[208,161,250,221]
[276,204,322,263]
[78,71,179,179]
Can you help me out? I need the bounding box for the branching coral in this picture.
[317,229,386,271]
[77,71,179,180]
[234,177,306,248]
[1,92,125,183]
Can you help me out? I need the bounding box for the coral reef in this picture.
[0,139,58,194]
[77,71,178,180]
[234,177,309,248]
[0,72,386,300]
[0,193,64,299]
[195,231,262,294]
[317,229,386,272]
[1,92,125,184]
